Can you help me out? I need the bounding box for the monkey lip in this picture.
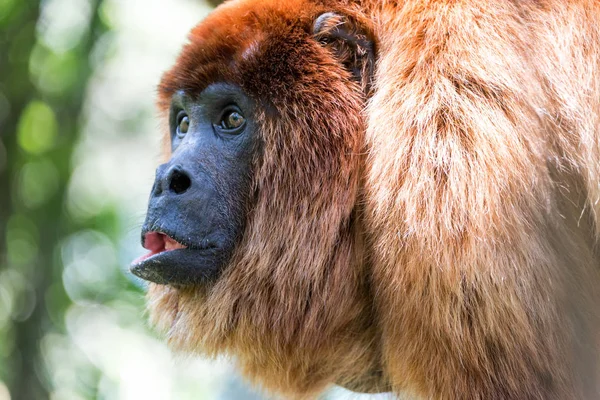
[130,231,224,285]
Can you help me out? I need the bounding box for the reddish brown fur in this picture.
[151,0,383,396]
[147,0,600,398]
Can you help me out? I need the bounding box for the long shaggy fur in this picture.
[366,1,600,398]
[146,0,600,398]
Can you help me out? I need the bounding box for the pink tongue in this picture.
[145,232,166,252]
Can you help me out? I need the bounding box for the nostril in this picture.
[168,169,191,194]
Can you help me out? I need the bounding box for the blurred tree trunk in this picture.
[0,0,38,265]
[0,1,41,394]
[0,0,104,398]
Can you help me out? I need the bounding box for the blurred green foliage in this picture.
[0,0,116,397]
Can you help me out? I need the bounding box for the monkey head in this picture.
[130,0,383,395]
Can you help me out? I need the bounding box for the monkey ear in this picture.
[313,12,375,94]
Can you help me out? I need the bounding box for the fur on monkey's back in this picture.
[366,0,600,398]
[147,0,600,398]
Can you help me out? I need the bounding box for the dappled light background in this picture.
[0,0,390,399]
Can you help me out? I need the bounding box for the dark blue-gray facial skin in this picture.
[131,83,257,285]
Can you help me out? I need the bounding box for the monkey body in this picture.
[133,0,600,398]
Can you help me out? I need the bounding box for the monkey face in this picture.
[132,84,256,285]
[131,0,376,291]
[131,0,375,289]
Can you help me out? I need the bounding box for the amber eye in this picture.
[177,113,189,137]
[220,109,246,131]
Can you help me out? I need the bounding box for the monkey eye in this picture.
[218,107,246,133]
[177,112,189,137]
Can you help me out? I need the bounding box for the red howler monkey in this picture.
[131,0,600,398]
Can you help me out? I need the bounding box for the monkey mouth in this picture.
[130,230,224,286]
[133,231,188,264]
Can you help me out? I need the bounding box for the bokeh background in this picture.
[0,0,393,399]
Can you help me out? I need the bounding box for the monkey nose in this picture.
[151,164,192,197]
